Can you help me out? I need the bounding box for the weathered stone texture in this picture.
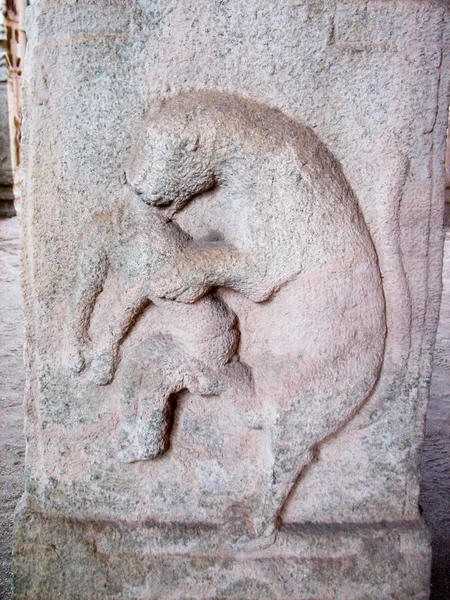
[14,515,431,600]
[14,1,450,598]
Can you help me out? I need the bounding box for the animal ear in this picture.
[182,132,199,152]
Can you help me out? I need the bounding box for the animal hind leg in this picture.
[117,337,184,462]
[119,387,177,462]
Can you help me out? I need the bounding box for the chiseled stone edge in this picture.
[14,507,431,600]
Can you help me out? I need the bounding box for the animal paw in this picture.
[117,431,166,463]
[90,350,117,386]
[68,348,86,374]
[151,257,210,304]
[184,365,223,396]
[233,518,278,551]
[157,281,209,303]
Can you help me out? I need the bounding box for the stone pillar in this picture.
[0,2,13,217]
[14,2,449,599]
[4,0,27,214]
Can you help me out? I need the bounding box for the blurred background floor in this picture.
[0,216,24,600]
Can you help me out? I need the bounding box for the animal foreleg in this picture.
[154,242,273,303]
[90,288,150,385]
[68,246,108,374]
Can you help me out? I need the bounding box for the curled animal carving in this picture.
[68,92,386,541]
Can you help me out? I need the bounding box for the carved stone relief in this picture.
[67,91,386,542]
[15,1,448,595]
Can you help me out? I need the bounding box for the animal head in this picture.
[127,118,216,214]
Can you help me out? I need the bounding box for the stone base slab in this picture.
[14,510,431,600]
